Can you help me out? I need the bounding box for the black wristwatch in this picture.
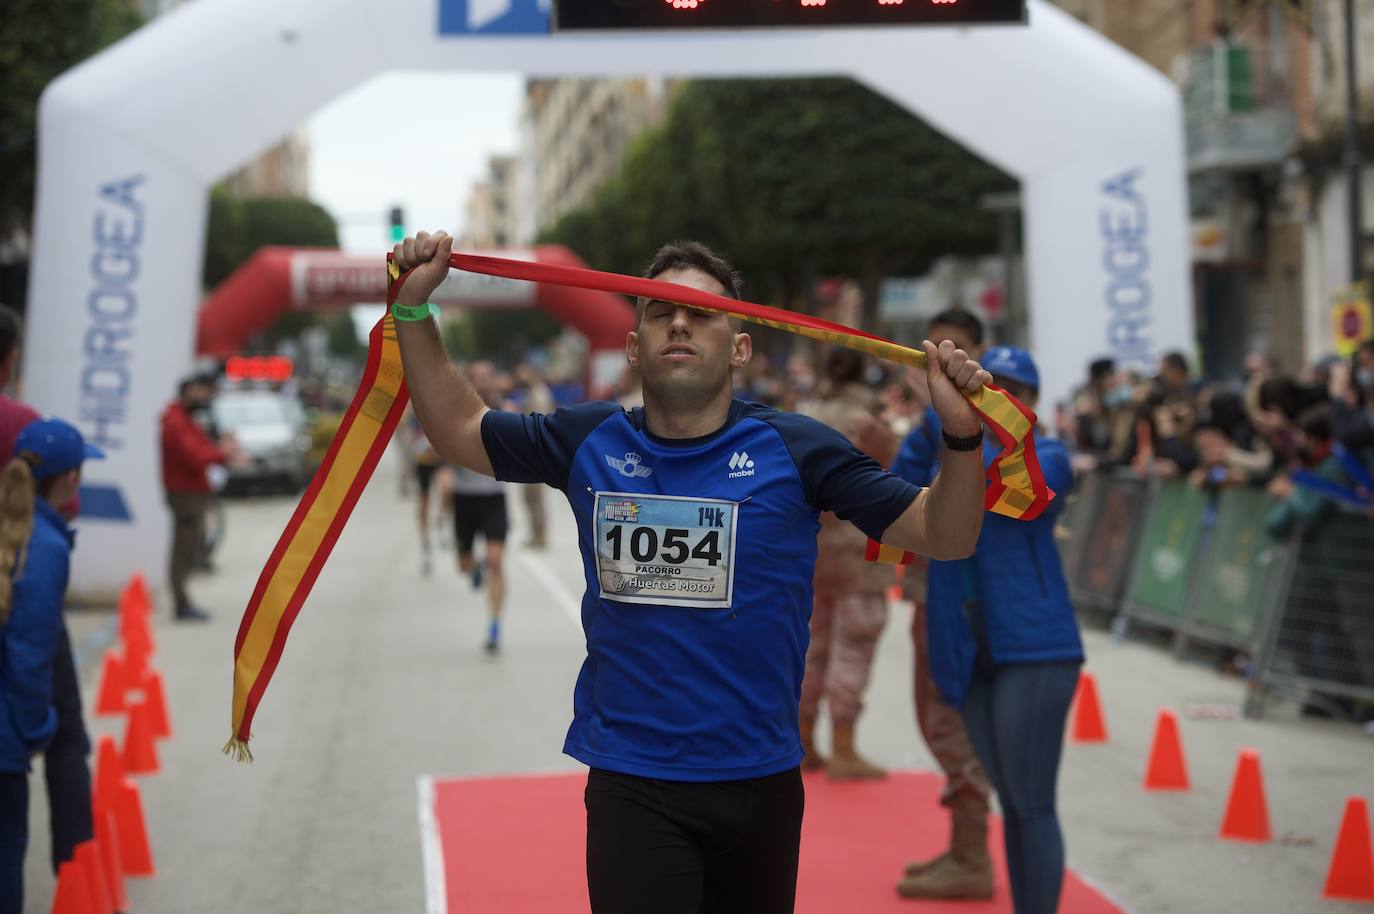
[942,428,985,452]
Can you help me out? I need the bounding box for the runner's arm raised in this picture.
[392,231,494,476]
[880,449,984,560]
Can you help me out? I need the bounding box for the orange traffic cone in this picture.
[93,652,128,717]
[1069,670,1108,743]
[120,613,154,667]
[121,647,150,700]
[94,808,130,913]
[119,575,153,652]
[1143,709,1190,790]
[141,670,172,740]
[124,571,152,615]
[94,736,125,810]
[51,859,95,914]
[74,841,114,914]
[117,590,137,631]
[1220,748,1272,842]
[121,621,154,665]
[121,699,160,775]
[883,560,903,602]
[112,778,155,877]
[118,573,149,621]
[1324,797,1374,901]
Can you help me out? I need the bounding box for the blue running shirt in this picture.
[482,399,919,781]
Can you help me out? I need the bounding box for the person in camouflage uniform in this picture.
[799,350,893,780]
[891,310,995,901]
[899,555,994,899]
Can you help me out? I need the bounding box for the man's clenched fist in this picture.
[923,339,990,439]
[392,230,454,307]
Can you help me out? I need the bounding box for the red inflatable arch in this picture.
[197,244,635,382]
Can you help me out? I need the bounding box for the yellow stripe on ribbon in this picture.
[865,540,917,566]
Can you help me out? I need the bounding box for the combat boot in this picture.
[896,810,993,900]
[800,715,827,771]
[826,722,886,780]
[901,850,949,879]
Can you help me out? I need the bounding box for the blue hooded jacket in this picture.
[0,499,74,772]
[891,406,944,493]
[892,410,1084,708]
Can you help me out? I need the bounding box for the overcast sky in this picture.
[307,72,524,256]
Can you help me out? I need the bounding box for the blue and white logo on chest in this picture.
[606,451,654,478]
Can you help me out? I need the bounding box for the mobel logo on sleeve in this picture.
[606,452,654,478]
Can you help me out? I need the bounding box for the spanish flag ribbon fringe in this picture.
[226,252,1053,760]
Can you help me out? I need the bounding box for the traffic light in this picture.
[552,0,1026,31]
[389,206,405,244]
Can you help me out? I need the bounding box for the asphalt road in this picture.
[24,445,1374,912]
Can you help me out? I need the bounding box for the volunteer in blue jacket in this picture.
[924,346,1083,914]
[393,231,993,914]
[0,418,104,914]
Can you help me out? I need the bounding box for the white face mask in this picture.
[1358,367,1374,390]
[1105,385,1134,408]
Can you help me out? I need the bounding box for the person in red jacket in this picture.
[0,306,39,460]
[161,374,235,621]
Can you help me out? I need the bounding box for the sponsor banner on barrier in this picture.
[1125,480,1208,622]
[1072,474,1149,610]
[1190,488,1278,642]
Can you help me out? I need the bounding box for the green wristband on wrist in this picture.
[391,301,441,322]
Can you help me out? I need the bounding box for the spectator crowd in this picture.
[1061,343,1374,508]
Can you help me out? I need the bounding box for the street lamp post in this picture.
[1345,0,1364,284]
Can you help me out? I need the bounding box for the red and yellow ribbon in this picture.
[224,315,409,761]
[226,252,1053,759]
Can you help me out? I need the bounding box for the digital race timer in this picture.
[552,0,1027,31]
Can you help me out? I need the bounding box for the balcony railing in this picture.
[1183,42,1296,173]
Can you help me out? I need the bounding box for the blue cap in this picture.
[981,346,1040,390]
[14,418,105,479]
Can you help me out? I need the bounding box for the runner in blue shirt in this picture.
[392,230,993,914]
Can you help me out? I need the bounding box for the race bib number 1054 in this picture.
[594,491,739,609]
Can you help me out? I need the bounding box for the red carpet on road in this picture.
[426,770,1126,914]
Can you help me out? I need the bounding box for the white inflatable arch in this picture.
[27,0,1190,594]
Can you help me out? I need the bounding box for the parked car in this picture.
[211,389,312,492]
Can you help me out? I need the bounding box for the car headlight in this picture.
[295,434,313,452]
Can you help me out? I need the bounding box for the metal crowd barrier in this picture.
[1060,468,1374,719]
[1247,510,1374,717]
[1118,480,1293,658]
[1116,477,1211,638]
[1060,469,1150,614]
